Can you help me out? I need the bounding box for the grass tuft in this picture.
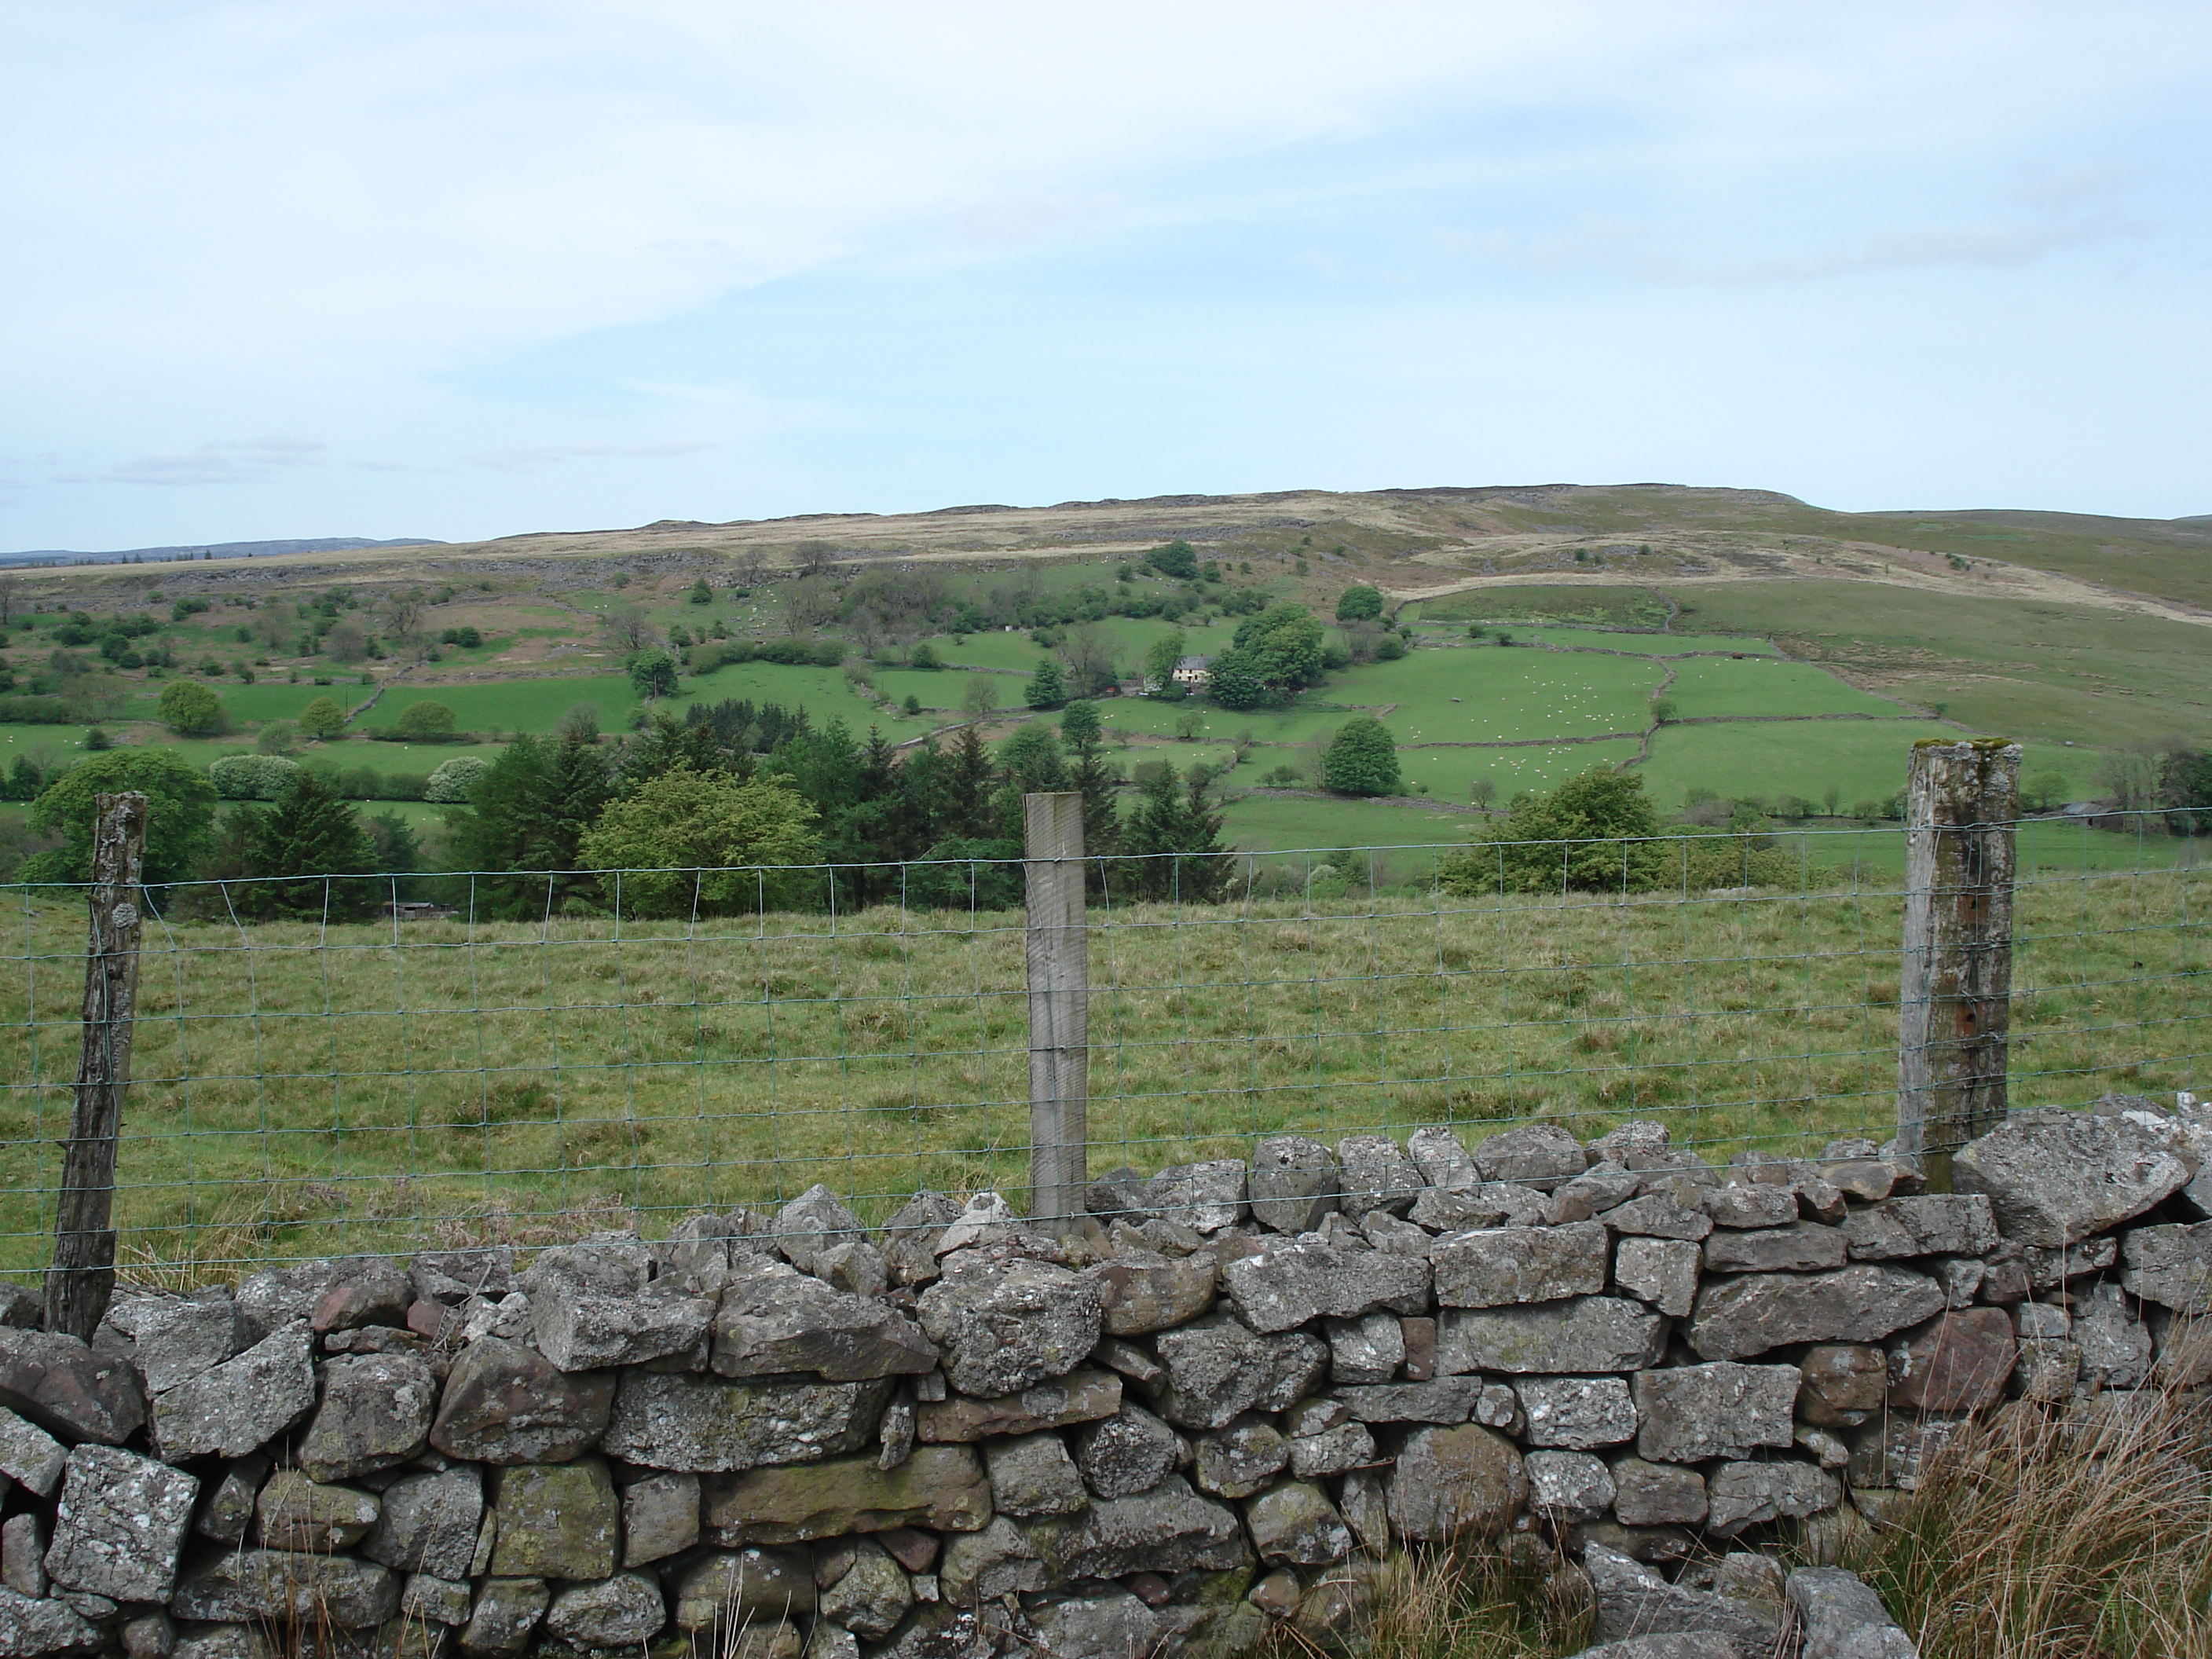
[1851,1339,2212,1657]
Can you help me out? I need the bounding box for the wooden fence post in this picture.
[46,793,148,1340]
[1898,740,2020,1192]
[1024,792,1088,1229]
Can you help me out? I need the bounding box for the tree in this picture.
[1061,701,1119,862]
[1335,585,1384,622]
[2022,770,2071,813]
[1060,701,1101,751]
[780,577,839,635]
[1024,659,1067,710]
[394,700,457,741]
[999,723,1069,795]
[257,720,301,756]
[1144,629,1186,697]
[1470,777,1497,809]
[157,679,225,736]
[1119,765,1230,902]
[240,771,377,918]
[1174,709,1205,742]
[1146,540,1199,580]
[1437,769,1666,894]
[961,676,1000,719]
[793,540,838,579]
[1203,650,1269,710]
[910,643,942,671]
[1058,622,1119,698]
[605,606,655,653]
[688,577,713,605]
[380,591,425,657]
[1323,717,1401,797]
[298,696,348,741]
[579,766,821,917]
[1650,698,1678,724]
[1228,606,1325,697]
[445,731,615,916]
[325,621,368,663]
[629,647,680,700]
[22,749,217,886]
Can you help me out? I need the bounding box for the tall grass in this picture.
[1852,1350,2212,1657]
[1260,1545,1595,1659]
[0,859,2200,1275]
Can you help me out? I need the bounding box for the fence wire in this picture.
[0,817,2202,1276]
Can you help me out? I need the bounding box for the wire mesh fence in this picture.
[1,816,2203,1278]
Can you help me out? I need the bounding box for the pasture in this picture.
[0,863,2196,1277]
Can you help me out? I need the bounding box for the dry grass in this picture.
[1851,1350,2212,1657]
[0,862,2200,1274]
[1261,1544,1595,1659]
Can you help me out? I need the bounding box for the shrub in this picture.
[0,697,71,724]
[157,679,225,736]
[393,700,458,742]
[1335,584,1384,621]
[209,753,303,800]
[1437,769,1665,894]
[910,643,942,671]
[382,773,429,801]
[1145,540,1199,580]
[424,755,492,803]
[438,626,482,648]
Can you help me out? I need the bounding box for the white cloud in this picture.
[64,438,328,487]
[460,440,716,474]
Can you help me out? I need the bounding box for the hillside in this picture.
[0,483,2204,873]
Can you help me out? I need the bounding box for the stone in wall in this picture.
[429,1336,613,1463]
[1686,1267,1945,1361]
[713,1255,939,1380]
[1220,1240,1429,1333]
[916,1254,1104,1397]
[602,1372,894,1472]
[1386,1425,1525,1543]
[702,1446,992,1544]
[1437,1298,1666,1375]
[1148,1312,1327,1430]
[1953,1108,2188,1246]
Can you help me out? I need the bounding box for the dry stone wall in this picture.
[0,1094,2206,1658]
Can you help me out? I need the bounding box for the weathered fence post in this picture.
[46,793,148,1339]
[1024,792,1088,1229]
[1898,739,2020,1192]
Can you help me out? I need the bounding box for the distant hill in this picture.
[0,536,444,568]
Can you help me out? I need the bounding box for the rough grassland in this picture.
[0,862,2198,1277]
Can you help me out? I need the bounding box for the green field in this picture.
[1662,657,1908,720]
[0,867,2196,1275]
[1397,739,1649,802]
[1325,650,1662,739]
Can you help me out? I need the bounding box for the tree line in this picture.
[4,697,1235,920]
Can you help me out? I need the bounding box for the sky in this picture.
[2,2,2207,553]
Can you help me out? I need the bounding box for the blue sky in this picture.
[2,2,2207,551]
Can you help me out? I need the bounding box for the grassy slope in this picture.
[0,867,2196,1273]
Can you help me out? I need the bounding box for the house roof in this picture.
[1175,654,1212,671]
